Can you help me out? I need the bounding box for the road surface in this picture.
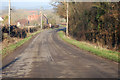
[2,29,118,78]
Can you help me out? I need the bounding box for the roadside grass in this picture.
[58,31,120,63]
[1,30,42,58]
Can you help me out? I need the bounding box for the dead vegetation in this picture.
[1,25,39,49]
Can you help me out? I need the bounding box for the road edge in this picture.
[57,31,119,64]
[2,31,42,68]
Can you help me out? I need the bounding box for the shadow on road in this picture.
[0,57,20,70]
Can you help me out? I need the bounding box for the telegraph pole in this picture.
[64,0,69,36]
[40,11,42,29]
[8,0,11,35]
[66,1,69,36]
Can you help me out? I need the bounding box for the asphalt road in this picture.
[2,29,118,78]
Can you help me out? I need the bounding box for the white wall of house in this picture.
[0,17,3,26]
[17,22,21,26]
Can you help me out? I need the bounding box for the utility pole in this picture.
[8,0,11,36]
[40,11,42,29]
[66,1,69,36]
[64,0,69,36]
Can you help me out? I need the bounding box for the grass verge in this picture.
[58,31,120,63]
[1,30,42,58]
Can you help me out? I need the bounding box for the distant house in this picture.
[28,14,41,22]
[0,17,3,26]
[27,11,48,25]
[16,19,29,27]
[0,17,3,21]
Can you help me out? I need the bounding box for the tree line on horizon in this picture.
[53,2,120,51]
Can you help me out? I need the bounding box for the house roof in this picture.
[28,14,41,21]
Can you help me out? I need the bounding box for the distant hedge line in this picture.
[43,24,59,29]
[1,25,39,40]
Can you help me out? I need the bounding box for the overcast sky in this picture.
[1,0,53,10]
[1,0,119,10]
